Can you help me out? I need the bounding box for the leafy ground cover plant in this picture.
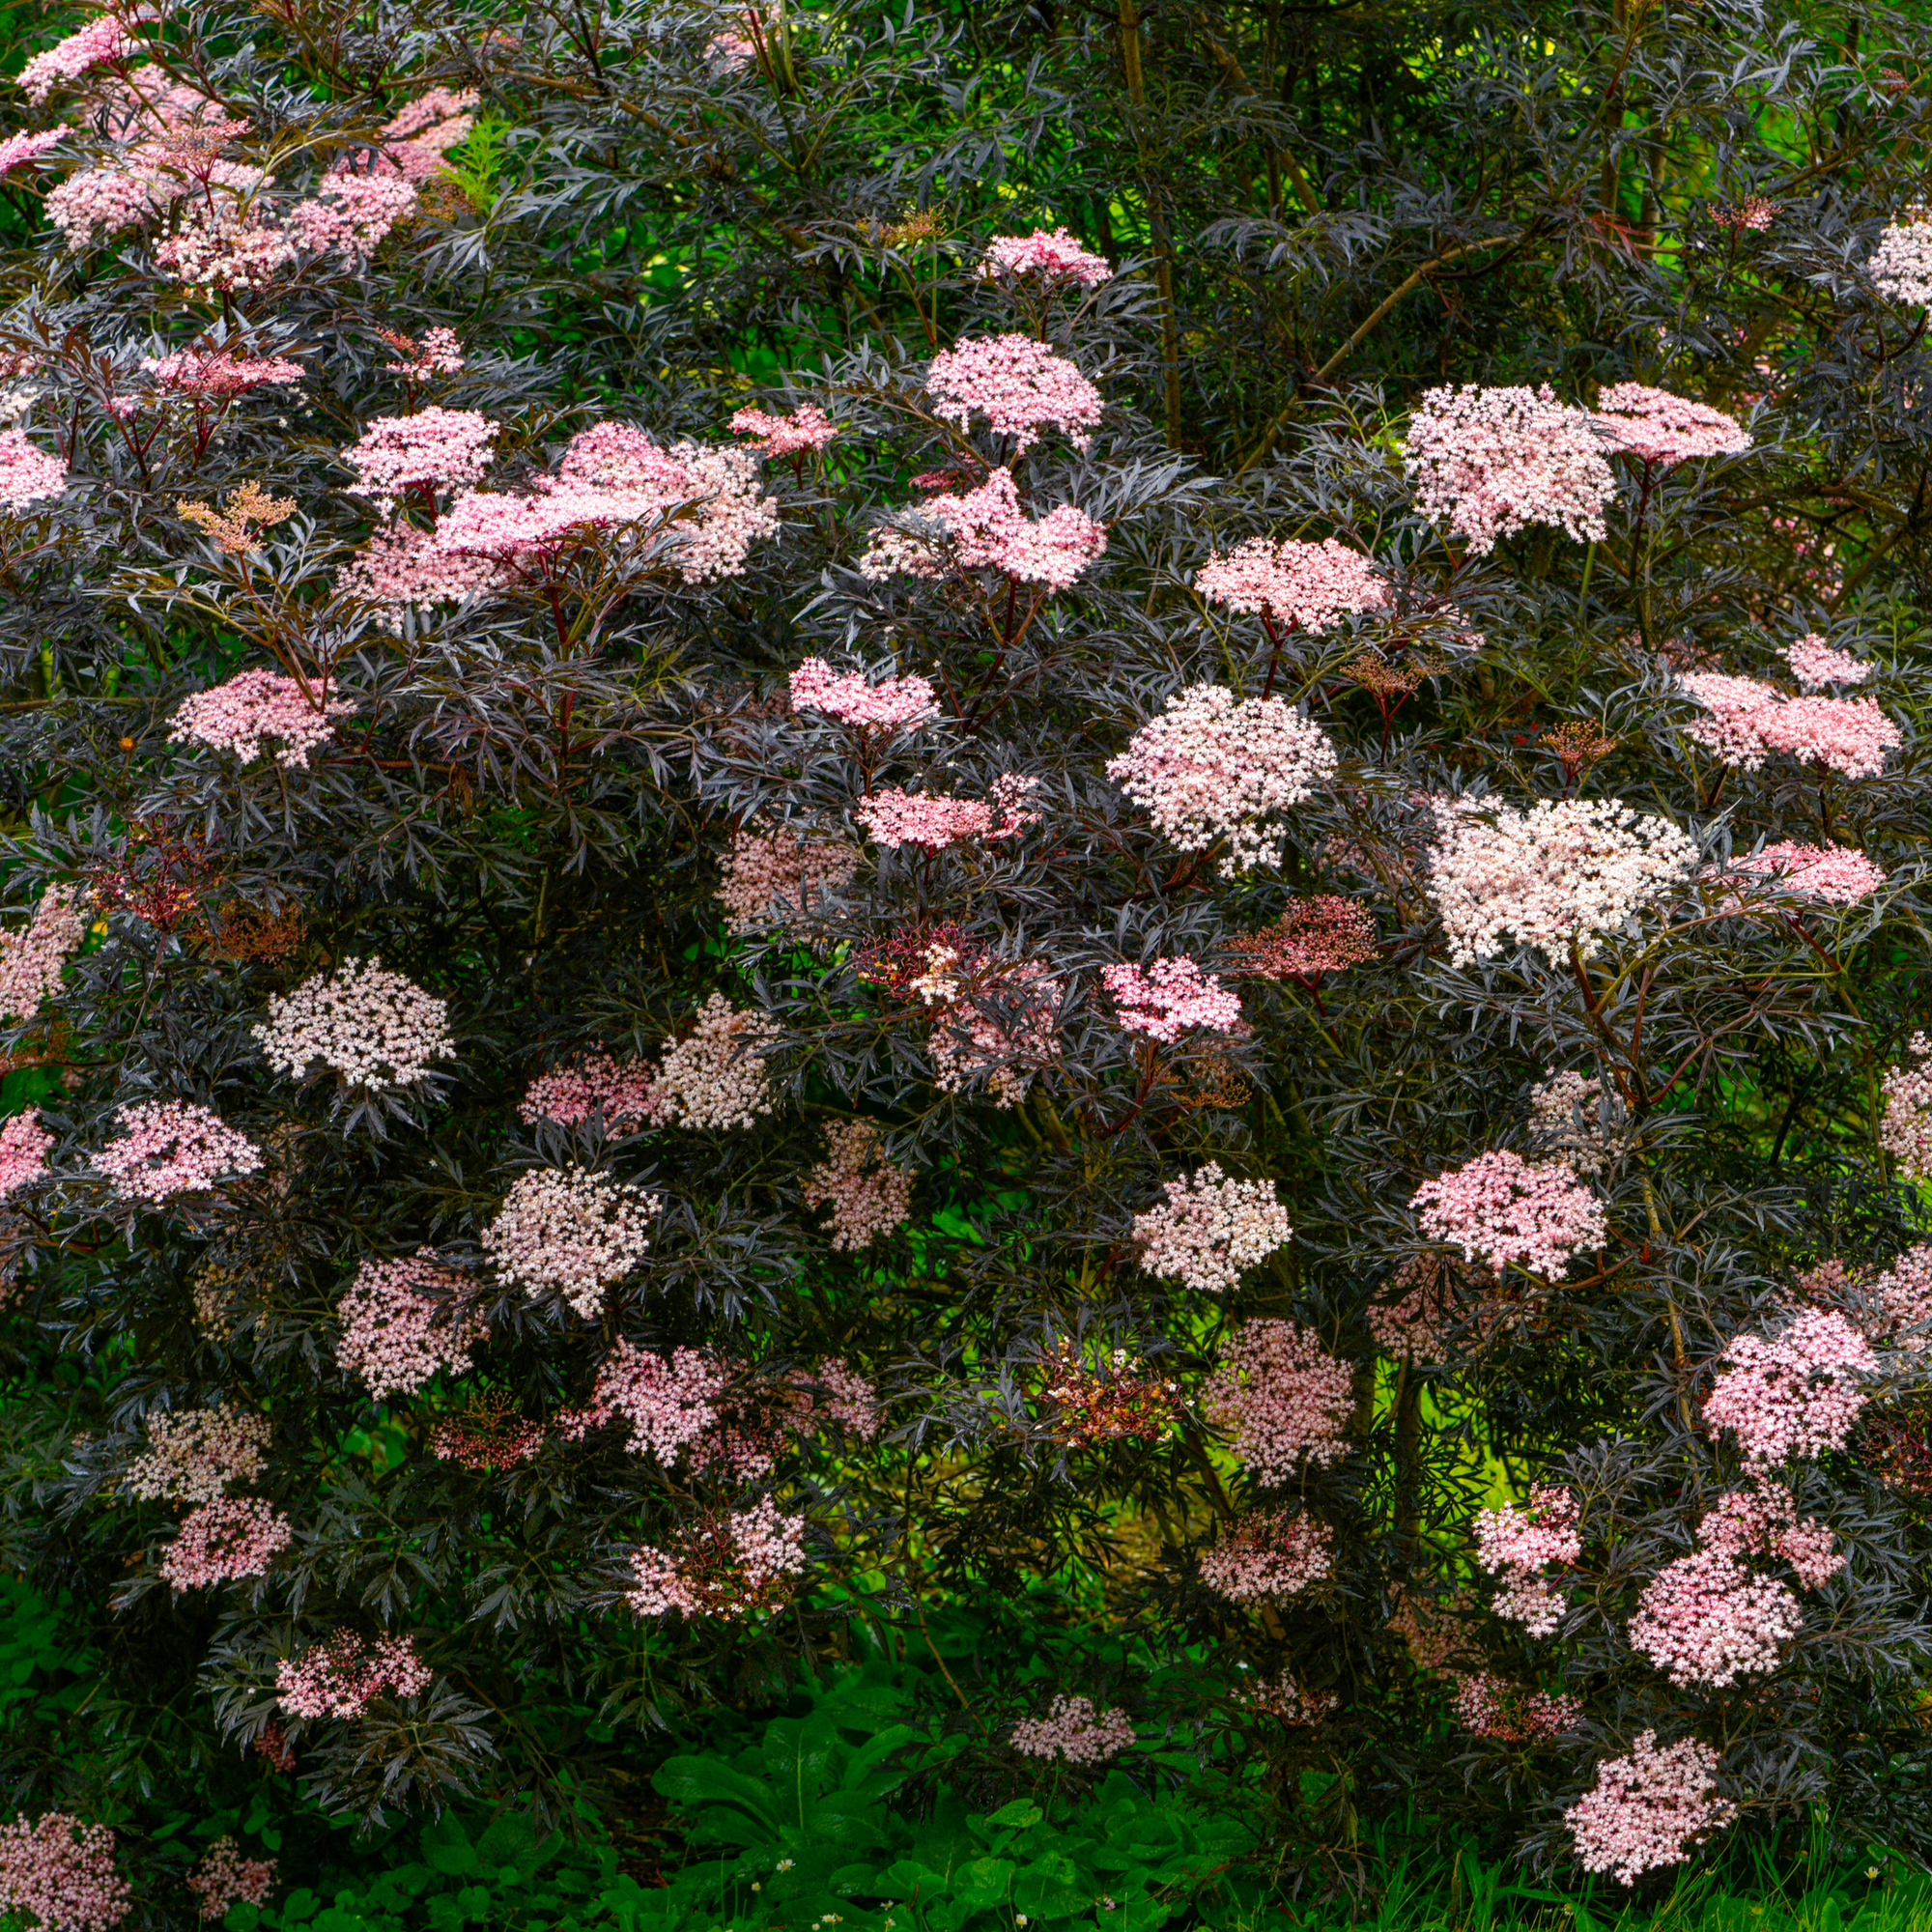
[4,0,1932,1922]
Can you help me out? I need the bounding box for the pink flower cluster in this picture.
[1232,896,1377,982]
[1426,797,1697,966]
[0,1110,53,1198]
[1784,633,1871,688]
[158,1496,293,1590]
[1698,1482,1842,1588]
[1452,1674,1582,1743]
[926,957,1062,1108]
[1702,1309,1877,1464]
[96,1100,263,1202]
[1729,840,1886,905]
[1132,1161,1293,1294]
[274,1631,432,1719]
[1680,673,1901,779]
[1368,1255,1462,1365]
[1009,1695,1135,1764]
[1236,1670,1338,1725]
[519,1051,657,1129]
[380,327,464,380]
[860,468,1106,590]
[789,657,939,729]
[186,1838,275,1921]
[483,1165,659,1318]
[730,404,837,455]
[1199,1509,1334,1601]
[0,128,68,174]
[127,1403,270,1505]
[810,1358,884,1440]
[925,333,1102,452]
[0,883,89,1021]
[144,348,302,400]
[855,777,1037,850]
[0,429,69,508]
[1881,1031,1932,1182]
[342,409,497,508]
[169,669,354,769]
[1628,1548,1802,1688]
[0,1814,130,1932]
[16,15,136,103]
[805,1121,914,1249]
[1401,384,1617,554]
[1564,1731,1736,1886]
[715,819,859,933]
[624,1496,809,1619]
[1474,1486,1580,1637]
[1870,206,1932,305]
[254,957,455,1091]
[1202,1320,1352,1480]
[560,1341,727,1460]
[978,229,1114,287]
[1591,384,1752,466]
[286,172,418,263]
[1107,684,1337,875]
[1868,1244,1932,1350]
[1196,536,1387,630]
[429,1396,547,1473]
[335,1252,486,1399]
[1102,957,1242,1041]
[1527,1070,1609,1176]
[649,994,780,1129]
[1412,1151,1605,1279]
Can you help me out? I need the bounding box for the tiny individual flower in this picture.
[158,1496,293,1590]
[1564,1731,1735,1887]
[185,1838,275,1921]
[1102,957,1242,1041]
[253,957,456,1092]
[1009,1695,1134,1764]
[1411,1151,1605,1278]
[274,1631,433,1719]
[483,1165,659,1319]
[168,669,354,769]
[1202,1320,1351,1480]
[95,1101,264,1203]
[925,333,1103,452]
[1132,1161,1292,1294]
[0,1813,130,1932]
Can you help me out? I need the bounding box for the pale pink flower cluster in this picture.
[342,409,497,508]
[1199,1509,1333,1601]
[1236,1670,1337,1725]
[1697,1482,1842,1588]
[810,1358,884,1439]
[1102,957,1242,1041]
[169,669,354,769]
[96,1101,263,1202]
[381,327,464,380]
[158,1496,293,1590]
[483,1165,659,1318]
[1412,1151,1605,1278]
[0,429,68,508]
[730,404,837,455]
[979,228,1113,287]
[649,994,780,1129]
[1202,1320,1351,1480]
[1565,1731,1736,1886]
[1703,1309,1877,1463]
[286,172,418,263]
[1009,1695,1135,1764]
[254,957,455,1091]
[17,15,135,104]
[1729,840,1886,905]
[335,1252,485,1398]
[1527,1070,1609,1176]
[716,819,859,933]
[44,160,164,252]
[0,128,68,173]
[1107,684,1337,875]
[0,883,88,1020]
[156,203,298,296]
[186,1838,275,1921]
[127,1403,270,1504]
[0,1814,129,1932]
[1591,384,1752,465]
[706,29,758,70]
[1426,798,1697,966]
[1451,1673,1581,1743]
[378,88,478,167]
[1232,896,1378,981]
[805,1121,913,1250]
[560,1341,727,1459]
[624,1496,809,1618]
[144,348,302,399]
[859,467,1106,590]
[274,1631,432,1719]
[925,333,1102,452]
[0,1110,51,1198]
[1132,1161,1292,1294]
[1401,384,1617,554]
[1680,673,1901,779]
[1868,1245,1932,1350]
[1628,1548,1802,1688]
[1475,1486,1580,1637]
[855,777,1037,850]
[1196,536,1387,630]
[927,958,1062,1108]
[1881,1032,1932,1182]
[519,1052,657,1129]
[1368,1255,1461,1365]
[1784,633,1871,688]
[1870,206,1932,305]
[336,523,507,611]
[789,656,939,729]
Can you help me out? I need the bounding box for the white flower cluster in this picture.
[253,957,456,1090]
[126,1403,270,1505]
[1871,206,1932,305]
[1426,799,1697,966]
[483,1165,660,1319]
[651,994,781,1130]
[1527,1069,1610,1175]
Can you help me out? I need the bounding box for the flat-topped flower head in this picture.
[925,333,1102,452]
[0,1814,130,1932]
[624,1496,809,1620]
[96,1101,263,1202]
[0,429,68,508]
[1881,1032,1932,1182]
[788,657,939,730]
[1412,1150,1605,1278]
[729,403,837,455]
[483,1165,659,1319]
[341,409,497,508]
[1453,1675,1582,1743]
[0,883,88,1021]
[1401,384,1616,554]
[558,1340,728,1460]
[1196,536,1387,630]
[1010,1695,1134,1764]
[1132,1160,1292,1293]
[716,819,860,934]
[169,669,353,769]
[1108,684,1337,876]
[1784,633,1871,689]
[275,1631,432,1719]
[1199,1509,1333,1601]
[1729,840,1885,905]
[336,1252,485,1399]
[17,15,138,104]
[1871,206,1932,305]
[1203,1320,1351,1480]
[1475,1484,1580,1635]
[288,173,417,263]
[648,994,781,1129]
[186,1839,275,1921]
[979,228,1114,287]
[855,778,1037,851]
[0,1110,52,1199]
[143,348,302,399]
[1629,1549,1803,1688]
[1102,957,1242,1041]
[158,1496,292,1590]
[1591,384,1752,465]
[519,1051,658,1129]
[254,958,455,1092]
[1565,1732,1735,1886]
[127,1402,270,1504]
[1231,896,1377,982]
[1703,1308,1877,1464]
[805,1121,913,1250]
[860,467,1106,589]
